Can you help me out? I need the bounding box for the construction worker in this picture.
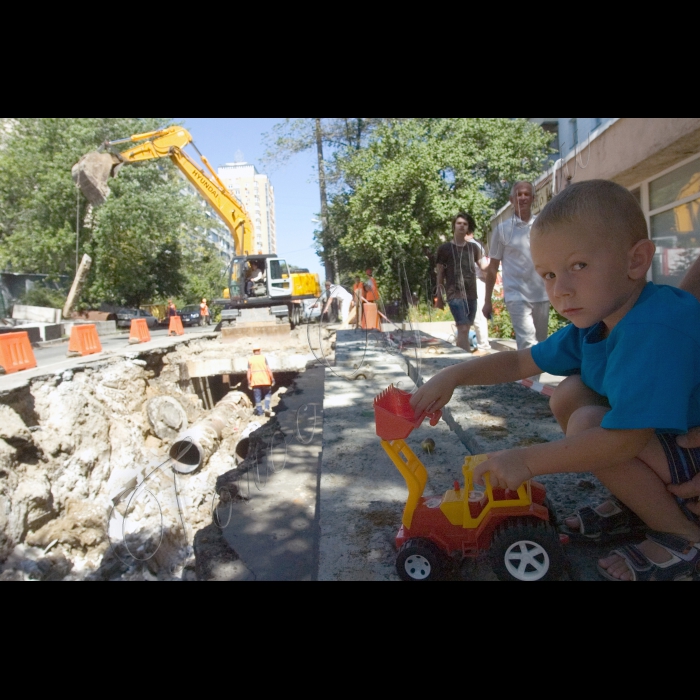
[167,299,179,336]
[247,346,275,417]
[352,275,365,328]
[364,268,379,303]
[200,298,210,326]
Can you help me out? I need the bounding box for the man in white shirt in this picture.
[322,280,353,327]
[465,229,492,354]
[483,181,549,351]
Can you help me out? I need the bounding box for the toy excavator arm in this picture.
[106,126,254,256]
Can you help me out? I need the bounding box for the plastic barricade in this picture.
[0,331,37,374]
[67,324,102,356]
[361,302,382,330]
[168,315,184,336]
[129,318,151,344]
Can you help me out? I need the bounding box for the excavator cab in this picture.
[230,256,291,301]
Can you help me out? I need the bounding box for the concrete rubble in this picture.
[0,326,333,581]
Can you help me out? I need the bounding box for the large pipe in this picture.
[169,391,251,474]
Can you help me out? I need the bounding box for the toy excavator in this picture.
[73,126,320,329]
[373,385,567,581]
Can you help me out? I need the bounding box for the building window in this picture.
[647,155,700,287]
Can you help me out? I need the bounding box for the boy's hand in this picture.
[410,369,457,415]
[472,450,533,491]
[667,474,700,516]
[670,428,700,515]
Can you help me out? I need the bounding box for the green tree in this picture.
[0,118,210,308]
[263,118,397,279]
[326,118,552,303]
[179,234,229,307]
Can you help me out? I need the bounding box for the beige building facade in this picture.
[217,162,276,255]
[491,118,700,288]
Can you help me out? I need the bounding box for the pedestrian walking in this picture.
[247,346,275,417]
[483,181,549,352]
[465,231,492,355]
[435,212,490,353]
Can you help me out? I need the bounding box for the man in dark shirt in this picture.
[435,212,490,353]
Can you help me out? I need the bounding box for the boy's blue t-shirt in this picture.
[531,282,700,434]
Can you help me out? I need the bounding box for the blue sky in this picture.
[174,118,325,279]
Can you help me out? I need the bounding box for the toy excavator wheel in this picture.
[396,538,446,582]
[490,520,566,582]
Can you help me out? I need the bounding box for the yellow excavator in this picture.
[73,125,320,329]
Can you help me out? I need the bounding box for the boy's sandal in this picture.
[559,498,648,542]
[597,531,700,581]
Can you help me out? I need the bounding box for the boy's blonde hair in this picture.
[532,179,648,245]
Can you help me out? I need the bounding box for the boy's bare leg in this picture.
[550,377,625,529]
[563,403,700,579]
[549,375,610,434]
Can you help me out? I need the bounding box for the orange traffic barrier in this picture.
[67,324,102,356]
[129,318,151,344]
[168,315,184,336]
[0,331,37,374]
[361,302,382,330]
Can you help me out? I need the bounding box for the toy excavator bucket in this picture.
[71,151,123,206]
[373,384,441,440]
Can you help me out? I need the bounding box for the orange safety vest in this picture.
[365,277,378,302]
[248,355,271,386]
[200,302,209,316]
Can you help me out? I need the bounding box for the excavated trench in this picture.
[0,328,333,581]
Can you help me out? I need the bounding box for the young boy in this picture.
[410,179,700,581]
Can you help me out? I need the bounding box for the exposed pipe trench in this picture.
[169,391,251,474]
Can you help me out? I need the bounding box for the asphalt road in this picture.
[0,325,216,393]
[35,325,207,367]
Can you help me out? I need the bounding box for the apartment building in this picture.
[529,118,613,163]
[217,162,276,255]
[180,179,236,265]
[493,118,700,288]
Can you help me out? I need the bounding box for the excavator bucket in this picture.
[71,152,122,206]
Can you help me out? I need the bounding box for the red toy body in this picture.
[374,385,566,581]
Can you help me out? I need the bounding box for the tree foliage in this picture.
[263,118,392,167]
[0,118,212,308]
[262,118,552,301]
[325,118,552,301]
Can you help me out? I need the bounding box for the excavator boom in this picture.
[72,126,254,256]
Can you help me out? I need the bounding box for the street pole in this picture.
[314,118,336,283]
